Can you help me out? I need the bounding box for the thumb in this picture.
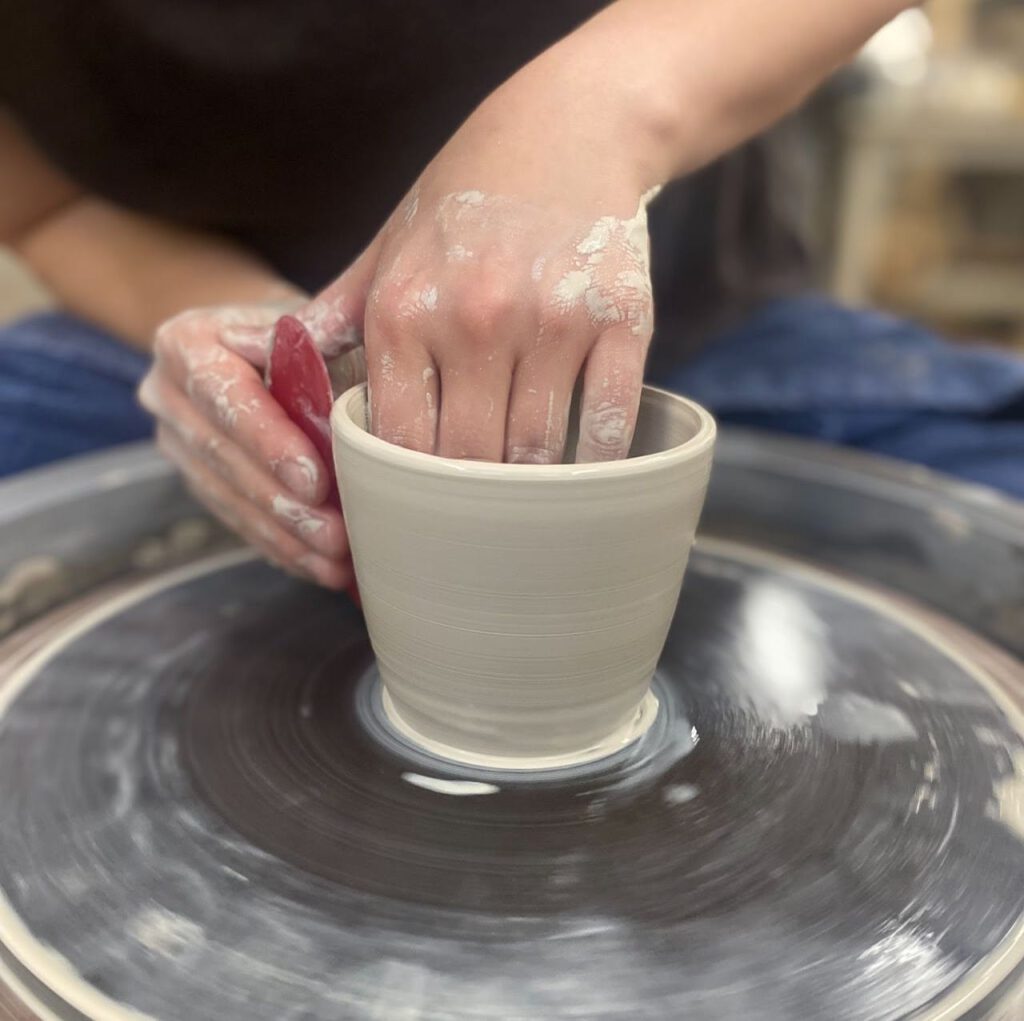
[293,236,383,359]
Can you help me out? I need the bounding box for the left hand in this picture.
[139,303,353,589]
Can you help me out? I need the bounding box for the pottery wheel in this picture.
[0,435,1023,1020]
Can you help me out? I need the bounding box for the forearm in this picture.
[512,0,916,191]
[1,109,299,350]
[16,199,299,350]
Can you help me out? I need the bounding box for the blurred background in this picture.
[815,0,1024,352]
[1,0,1023,353]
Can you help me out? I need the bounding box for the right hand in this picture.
[138,304,352,589]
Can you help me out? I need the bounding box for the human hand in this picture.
[138,304,354,589]
[293,58,662,464]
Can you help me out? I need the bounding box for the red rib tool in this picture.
[267,314,360,605]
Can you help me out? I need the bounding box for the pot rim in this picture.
[331,383,716,481]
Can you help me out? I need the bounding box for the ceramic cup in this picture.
[331,384,716,770]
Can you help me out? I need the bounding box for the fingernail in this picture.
[280,458,318,500]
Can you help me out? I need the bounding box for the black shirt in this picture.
[0,0,808,363]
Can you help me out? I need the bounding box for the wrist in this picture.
[511,14,700,193]
[453,40,679,212]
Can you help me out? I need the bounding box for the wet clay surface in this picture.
[0,543,1023,1020]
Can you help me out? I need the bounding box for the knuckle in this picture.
[367,277,405,319]
[366,294,411,347]
[191,370,244,429]
[579,402,631,460]
[377,276,440,333]
[451,273,517,336]
[153,308,203,355]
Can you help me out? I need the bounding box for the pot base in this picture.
[380,684,661,771]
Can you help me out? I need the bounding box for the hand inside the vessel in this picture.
[289,0,913,466]
[291,41,661,464]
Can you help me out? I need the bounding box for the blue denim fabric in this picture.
[2,300,1023,498]
[0,312,152,476]
[656,296,1024,498]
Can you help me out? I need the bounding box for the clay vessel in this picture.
[331,384,716,769]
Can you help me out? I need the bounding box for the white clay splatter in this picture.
[858,920,951,994]
[183,364,243,429]
[128,906,204,959]
[552,270,591,310]
[271,494,324,534]
[292,455,320,491]
[401,772,499,796]
[616,268,650,294]
[579,402,629,454]
[817,692,918,744]
[418,285,439,312]
[550,193,655,336]
[663,783,700,806]
[577,218,615,258]
[584,286,619,326]
[212,393,237,428]
[298,298,362,356]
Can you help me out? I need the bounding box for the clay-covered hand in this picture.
[292,70,660,464]
[138,304,352,589]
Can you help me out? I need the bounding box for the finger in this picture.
[435,355,513,461]
[364,317,440,453]
[151,334,329,505]
[215,303,303,369]
[293,238,382,357]
[575,327,649,463]
[157,424,298,565]
[147,380,347,559]
[505,345,587,464]
[157,427,351,590]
